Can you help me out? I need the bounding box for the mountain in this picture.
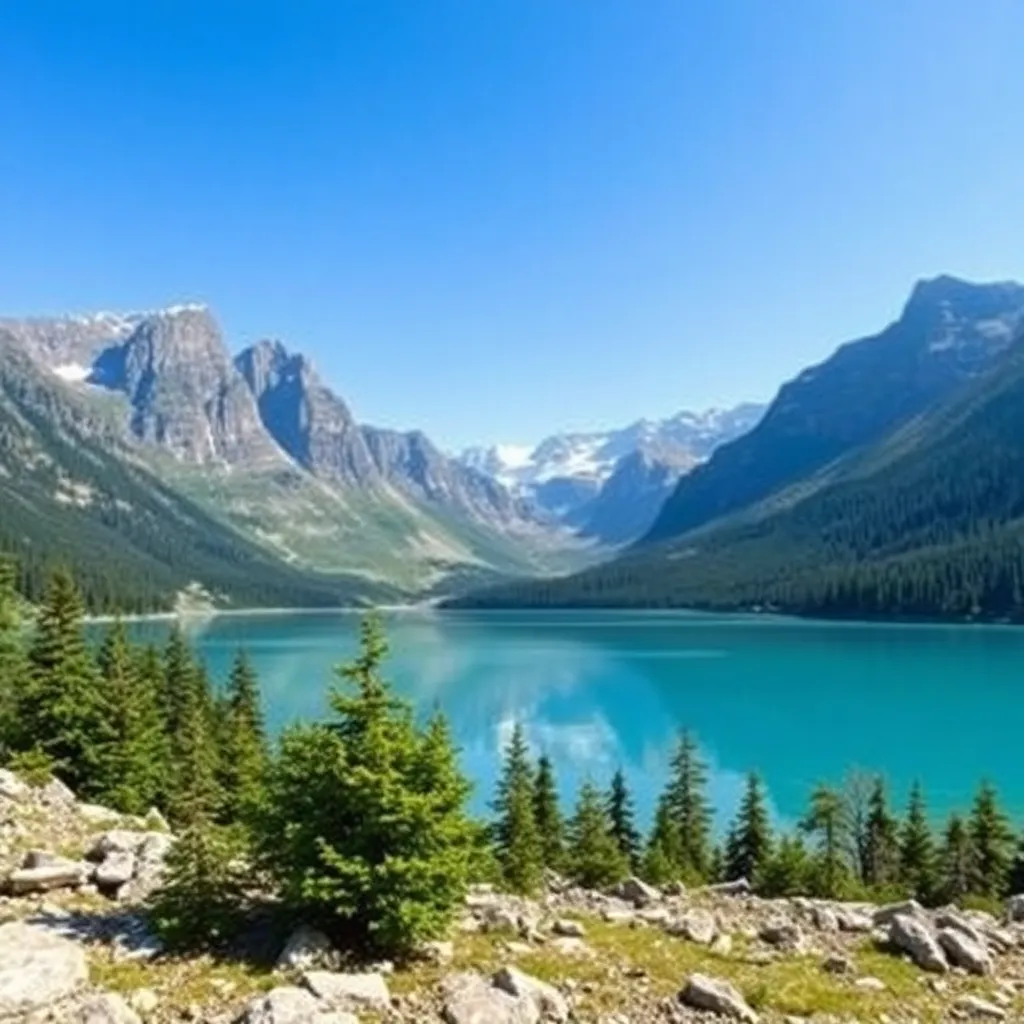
[459,403,765,542]
[451,275,1024,620]
[646,276,1024,543]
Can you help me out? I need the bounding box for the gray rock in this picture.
[302,971,390,1010]
[935,909,986,945]
[637,906,670,926]
[854,976,886,992]
[811,905,839,932]
[873,898,925,926]
[1005,894,1024,922]
[441,972,540,1024]
[276,925,336,971]
[679,974,758,1023]
[548,937,592,956]
[552,918,586,938]
[821,954,853,975]
[78,802,122,825]
[0,921,88,1017]
[41,776,77,806]
[759,920,804,951]
[493,966,569,1022]
[96,852,137,893]
[601,909,636,925]
[710,933,734,956]
[669,909,717,945]
[613,876,660,907]
[937,928,992,975]
[706,878,751,897]
[888,913,948,973]
[72,993,143,1024]
[243,987,358,1024]
[955,995,1007,1020]
[834,907,874,932]
[0,769,29,801]
[7,861,89,894]
[87,830,147,860]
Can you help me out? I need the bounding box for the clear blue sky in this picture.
[1,1,1022,449]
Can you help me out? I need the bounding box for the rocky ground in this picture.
[2,771,1024,1024]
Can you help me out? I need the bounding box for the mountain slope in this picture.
[645,276,1024,543]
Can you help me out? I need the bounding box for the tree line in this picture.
[2,561,1022,963]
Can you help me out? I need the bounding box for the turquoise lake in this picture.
[123,610,1024,832]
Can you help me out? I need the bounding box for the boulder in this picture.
[71,993,143,1024]
[78,803,122,826]
[937,928,992,975]
[243,987,358,1024]
[888,914,947,973]
[88,830,147,860]
[493,966,569,1022]
[955,995,1007,1020]
[710,933,734,956]
[551,918,586,938]
[854,977,886,992]
[41,776,77,806]
[706,878,751,897]
[548,937,592,957]
[669,909,717,945]
[935,909,986,945]
[0,921,88,1017]
[0,769,29,801]
[1005,894,1024,923]
[821,954,853,975]
[441,972,540,1024]
[873,899,925,927]
[7,860,89,895]
[96,852,137,894]
[679,974,758,1023]
[601,909,635,925]
[637,906,670,926]
[276,925,336,972]
[759,920,804,951]
[834,907,873,933]
[811,905,839,932]
[613,876,660,907]
[301,971,390,1010]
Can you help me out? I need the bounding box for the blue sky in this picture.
[1,1,1022,449]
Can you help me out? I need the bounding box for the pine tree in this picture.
[863,777,900,890]
[0,558,26,755]
[133,643,172,810]
[259,615,477,956]
[899,782,937,903]
[759,834,811,897]
[967,781,1014,898]
[801,784,849,898]
[567,779,628,890]
[493,723,543,894]
[1007,832,1024,897]
[939,813,975,904]
[19,569,107,793]
[606,768,641,872]
[724,772,773,885]
[665,730,712,881]
[219,650,268,827]
[533,754,565,872]
[642,795,683,884]
[93,622,168,814]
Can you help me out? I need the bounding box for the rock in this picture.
[936,910,986,945]
[40,776,76,806]
[955,995,1007,1020]
[669,909,716,945]
[821,954,853,975]
[493,966,569,1022]
[0,769,29,801]
[888,913,947,973]
[662,880,686,896]
[79,802,122,825]
[679,974,758,1023]
[1005,894,1024,922]
[0,921,88,1017]
[7,860,89,894]
[96,852,137,893]
[637,906,670,926]
[613,876,660,907]
[602,909,635,925]
[441,972,540,1024]
[854,977,886,992]
[301,971,390,1010]
[937,928,992,975]
[552,918,586,938]
[420,940,455,964]
[276,925,336,971]
[72,993,143,1024]
[128,990,160,1016]
[834,907,873,932]
[811,905,839,932]
[873,899,925,927]
[759,920,804,951]
[549,937,592,956]
[710,933,733,956]
[88,830,147,860]
[243,987,358,1024]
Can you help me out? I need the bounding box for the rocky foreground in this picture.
[2,771,1024,1024]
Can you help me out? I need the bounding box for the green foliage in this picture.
[606,768,641,872]
[642,796,683,885]
[759,834,811,897]
[148,820,248,952]
[801,784,849,898]
[724,772,773,885]
[863,777,901,889]
[899,782,938,903]
[0,558,26,755]
[1007,832,1024,897]
[567,779,628,890]
[533,754,565,872]
[664,730,712,880]
[493,722,544,895]
[967,781,1014,899]
[7,746,58,787]
[258,615,476,956]
[938,814,975,904]
[218,650,268,827]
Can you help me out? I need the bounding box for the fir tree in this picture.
[19,568,107,793]
[567,779,628,889]
[219,650,268,827]
[493,722,543,894]
[0,558,26,755]
[801,784,849,898]
[939,813,975,904]
[899,782,937,903]
[533,754,565,872]
[606,768,641,872]
[967,781,1014,899]
[863,777,900,890]
[724,772,773,885]
[642,795,682,884]
[664,730,712,881]
[259,615,477,956]
[759,834,811,897]
[1008,832,1024,898]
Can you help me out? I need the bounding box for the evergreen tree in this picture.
[18,569,107,793]
[899,782,938,903]
[708,843,725,884]
[939,813,975,904]
[664,730,712,881]
[259,615,477,956]
[759,834,811,897]
[493,722,544,894]
[801,784,849,898]
[0,558,26,755]
[606,768,641,872]
[533,754,565,872]
[567,779,628,890]
[642,795,683,884]
[93,622,168,815]
[863,777,901,890]
[967,781,1014,898]
[218,650,268,827]
[724,772,773,885]
[1008,832,1024,897]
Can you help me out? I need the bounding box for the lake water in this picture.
[122,610,1024,833]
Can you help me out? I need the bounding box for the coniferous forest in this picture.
[1,557,1022,959]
